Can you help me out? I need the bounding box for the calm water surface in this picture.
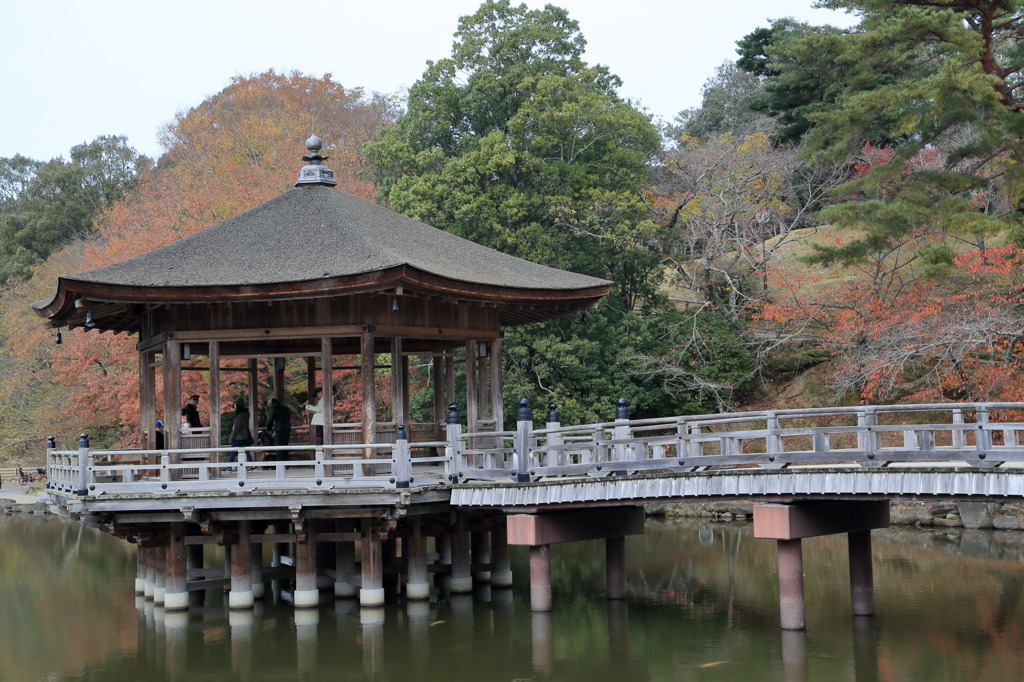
[3,514,1024,681]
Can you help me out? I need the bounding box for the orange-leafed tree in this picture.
[0,71,397,457]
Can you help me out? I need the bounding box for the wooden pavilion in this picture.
[35,136,610,454]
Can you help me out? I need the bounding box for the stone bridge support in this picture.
[753,500,890,630]
[507,506,645,611]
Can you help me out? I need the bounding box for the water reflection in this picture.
[6,515,1024,680]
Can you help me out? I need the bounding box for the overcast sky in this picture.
[1,0,857,162]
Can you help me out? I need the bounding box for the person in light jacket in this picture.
[304,387,325,445]
[228,400,253,463]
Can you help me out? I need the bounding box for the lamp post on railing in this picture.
[394,424,411,488]
[515,399,533,483]
[76,433,90,496]
[613,398,631,470]
[446,403,462,482]
[46,436,55,488]
[545,402,563,467]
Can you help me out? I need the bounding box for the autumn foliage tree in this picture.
[0,71,396,457]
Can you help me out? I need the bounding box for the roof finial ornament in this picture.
[295,134,337,187]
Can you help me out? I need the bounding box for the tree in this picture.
[367,1,687,422]
[0,71,397,457]
[669,61,771,141]
[0,136,146,281]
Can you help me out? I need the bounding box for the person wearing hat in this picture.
[154,421,165,450]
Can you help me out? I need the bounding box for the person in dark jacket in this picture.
[181,395,202,429]
[228,401,253,463]
[264,398,292,461]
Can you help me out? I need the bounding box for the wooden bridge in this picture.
[42,400,1024,629]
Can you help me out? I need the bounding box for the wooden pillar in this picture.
[229,520,254,609]
[360,519,385,607]
[321,337,333,446]
[406,517,429,600]
[465,342,478,432]
[143,546,155,600]
[472,529,491,583]
[433,355,445,440]
[247,358,258,442]
[139,350,156,451]
[165,522,188,611]
[164,342,182,451]
[491,520,513,588]
[294,521,319,608]
[391,338,405,429]
[209,341,221,452]
[272,357,285,403]
[335,522,358,598]
[360,331,377,447]
[305,358,317,407]
[777,539,805,630]
[187,543,205,607]
[450,513,473,594]
[135,547,147,595]
[251,541,264,600]
[490,338,503,431]
[848,530,875,616]
[606,535,626,600]
[154,545,167,606]
[529,545,553,612]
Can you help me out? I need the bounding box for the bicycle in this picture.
[18,467,46,485]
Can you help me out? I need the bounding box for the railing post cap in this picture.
[397,424,407,441]
[615,398,630,421]
[546,402,560,423]
[516,398,532,422]
[79,433,89,448]
[446,403,461,425]
[47,435,56,449]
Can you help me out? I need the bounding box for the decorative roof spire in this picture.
[294,134,337,187]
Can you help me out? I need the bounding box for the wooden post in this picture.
[321,337,333,447]
[391,337,407,428]
[491,519,513,588]
[848,530,875,616]
[450,513,473,594]
[187,543,205,607]
[143,546,155,600]
[251,541,264,600]
[154,545,167,606]
[529,545,553,611]
[406,517,429,600]
[472,529,491,583]
[360,519,385,607]
[360,331,376,448]
[229,520,254,609]
[209,341,221,454]
[139,350,155,451]
[164,341,182,451]
[335,520,358,598]
[778,539,805,630]
[490,338,504,431]
[272,356,285,403]
[294,520,319,608]
[135,548,146,595]
[165,522,188,611]
[606,535,626,600]
[433,356,445,441]
[465,342,478,433]
[247,359,258,445]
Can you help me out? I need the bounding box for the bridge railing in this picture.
[452,401,1024,482]
[45,428,450,497]
[45,401,1024,496]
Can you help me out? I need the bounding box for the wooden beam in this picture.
[753,501,890,540]
[507,507,646,546]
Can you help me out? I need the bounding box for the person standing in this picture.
[304,387,325,446]
[228,401,253,464]
[265,398,292,461]
[181,394,202,429]
[154,421,165,450]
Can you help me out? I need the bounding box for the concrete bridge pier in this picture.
[472,529,492,584]
[491,521,513,588]
[334,523,358,599]
[508,507,645,611]
[153,545,167,606]
[449,513,473,594]
[359,519,385,607]
[753,501,890,630]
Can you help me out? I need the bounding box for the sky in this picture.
[1,0,858,162]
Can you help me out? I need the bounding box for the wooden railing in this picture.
[44,402,1024,497]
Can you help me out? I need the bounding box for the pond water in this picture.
[3,514,1024,681]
